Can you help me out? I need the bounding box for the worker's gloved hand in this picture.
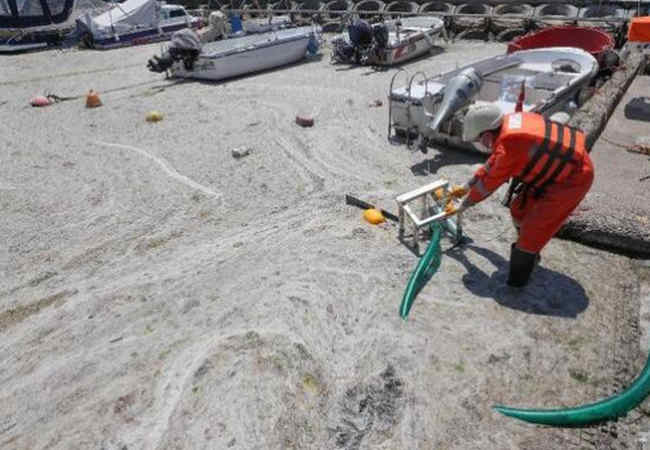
[449,183,470,199]
[456,196,475,214]
[443,200,457,215]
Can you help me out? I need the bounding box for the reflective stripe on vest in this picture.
[517,119,552,183]
[517,120,579,196]
[536,126,577,195]
[527,123,566,189]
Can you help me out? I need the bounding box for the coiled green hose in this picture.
[494,352,650,426]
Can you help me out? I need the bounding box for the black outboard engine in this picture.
[147,29,202,73]
[331,37,356,62]
[348,19,373,48]
[346,19,373,64]
[372,23,389,49]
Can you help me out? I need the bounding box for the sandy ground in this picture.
[1,37,649,449]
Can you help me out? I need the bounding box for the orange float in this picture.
[85,90,102,108]
[363,208,385,225]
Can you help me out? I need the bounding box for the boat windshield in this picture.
[0,0,74,26]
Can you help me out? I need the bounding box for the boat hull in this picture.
[389,47,599,153]
[170,29,316,81]
[331,16,443,66]
[507,26,614,66]
[375,27,441,66]
[91,22,201,50]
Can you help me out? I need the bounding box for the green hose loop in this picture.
[399,223,443,319]
[494,352,650,426]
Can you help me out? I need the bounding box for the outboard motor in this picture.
[331,36,356,63]
[348,19,373,47]
[428,67,482,133]
[346,19,373,63]
[147,29,202,73]
[372,23,389,49]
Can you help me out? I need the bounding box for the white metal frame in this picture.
[396,179,462,252]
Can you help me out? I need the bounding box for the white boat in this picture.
[192,12,294,44]
[388,46,599,153]
[75,0,201,50]
[241,15,294,34]
[331,16,444,66]
[147,26,321,81]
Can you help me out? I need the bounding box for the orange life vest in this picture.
[496,112,587,205]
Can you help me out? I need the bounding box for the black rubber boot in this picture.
[507,243,538,287]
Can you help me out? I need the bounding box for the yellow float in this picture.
[363,208,385,225]
[146,111,163,122]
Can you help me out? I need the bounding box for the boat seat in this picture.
[436,56,523,83]
[531,72,577,91]
[480,67,575,92]
[477,70,573,105]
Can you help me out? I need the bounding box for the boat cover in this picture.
[76,0,159,36]
[628,16,650,42]
[0,0,75,27]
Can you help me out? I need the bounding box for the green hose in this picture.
[494,352,650,426]
[399,223,443,319]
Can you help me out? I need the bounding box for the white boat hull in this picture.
[375,17,444,66]
[171,27,317,81]
[389,47,599,152]
[331,16,444,67]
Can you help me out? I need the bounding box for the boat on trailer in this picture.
[388,46,599,153]
[147,26,320,81]
[331,16,444,66]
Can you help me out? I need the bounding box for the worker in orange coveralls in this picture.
[452,103,595,287]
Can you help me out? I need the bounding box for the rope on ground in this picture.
[599,135,650,156]
[38,79,187,106]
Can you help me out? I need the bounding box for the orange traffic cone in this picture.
[86,90,102,108]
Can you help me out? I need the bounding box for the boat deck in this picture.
[200,26,315,58]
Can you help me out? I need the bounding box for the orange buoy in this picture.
[86,90,102,108]
[363,208,385,225]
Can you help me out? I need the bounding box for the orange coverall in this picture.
[466,112,594,254]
